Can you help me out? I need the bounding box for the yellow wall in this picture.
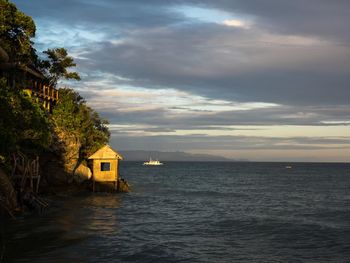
[92,159,119,182]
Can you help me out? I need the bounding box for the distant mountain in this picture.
[119,150,238,162]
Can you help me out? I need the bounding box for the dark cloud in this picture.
[80,24,350,106]
[202,0,350,42]
[13,0,350,106]
[14,0,183,28]
[99,104,350,130]
[110,133,350,152]
[15,0,350,41]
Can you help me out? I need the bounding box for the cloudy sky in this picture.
[13,0,350,162]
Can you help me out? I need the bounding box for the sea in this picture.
[1,162,350,262]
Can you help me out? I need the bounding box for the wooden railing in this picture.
[26,80,59,111]
[0,47,60,112]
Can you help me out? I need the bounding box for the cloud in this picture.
[222,19,249,28]
[15,0,350,107]
[186,0,350,42]
[17,0,350,41]
[79,23,350,106]
[11,0,350,161]
[110,133,350,151]
[14,0,183,29]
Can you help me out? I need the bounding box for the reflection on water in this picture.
[84,194,121,234]
[85,193,122,208]
[1,192,122,263]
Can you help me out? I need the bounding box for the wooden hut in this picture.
[88,145,123,191]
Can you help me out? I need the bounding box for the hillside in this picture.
[120,150,238,162]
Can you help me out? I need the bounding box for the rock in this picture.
[55,130,81,175]
[41,128,81,186]
[0,167,18,217]
[117,178,130,193]
[40,152,70,185]
[73,163,92,184]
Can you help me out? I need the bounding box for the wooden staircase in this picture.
[11,151,41,193]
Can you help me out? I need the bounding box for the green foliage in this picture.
[41,48,81,86]
[0,78,51,160]
[52,88,110,160]
[0,1,110,168]
[0,0,37,64]
[0,1,80,84]
[51,88,84,134]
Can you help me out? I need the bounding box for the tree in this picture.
[0,0,37,64]
[52,88,110,161]
[0,1,80,83]
[40,48,81,87]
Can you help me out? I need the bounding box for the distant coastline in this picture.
[119,150,247,162]
[119,151,350,163]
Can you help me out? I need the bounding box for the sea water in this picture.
[1,162,350,262]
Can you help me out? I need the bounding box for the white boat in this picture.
[143,158,163,166]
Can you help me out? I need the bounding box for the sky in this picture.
[12,0,350,162]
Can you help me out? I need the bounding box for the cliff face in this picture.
[41,128,82,185]
[56,129,81,175]
[0,128,85,218]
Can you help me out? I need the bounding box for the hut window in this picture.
[100,162,111,171]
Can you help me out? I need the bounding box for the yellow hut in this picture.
[88,145,123,191]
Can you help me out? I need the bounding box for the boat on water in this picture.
[143,158,163,166]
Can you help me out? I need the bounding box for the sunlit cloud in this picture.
[173,4,252,28]
[222,19,250,29]
[79,78,279,115]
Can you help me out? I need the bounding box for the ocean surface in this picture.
[1,162,350,262]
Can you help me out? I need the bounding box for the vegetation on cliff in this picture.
[52,88,110,162]
[0,79,51,168]
[0,0,110,216]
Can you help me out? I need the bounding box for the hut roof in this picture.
[88,145,123,160]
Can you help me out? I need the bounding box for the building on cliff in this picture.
[0,46,59,112]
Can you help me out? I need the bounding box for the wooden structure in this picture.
[24,78,59,112]
[88,145,124,192]
[10,152,48,213]
[11,151,41,194]
[0,46,59,112]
